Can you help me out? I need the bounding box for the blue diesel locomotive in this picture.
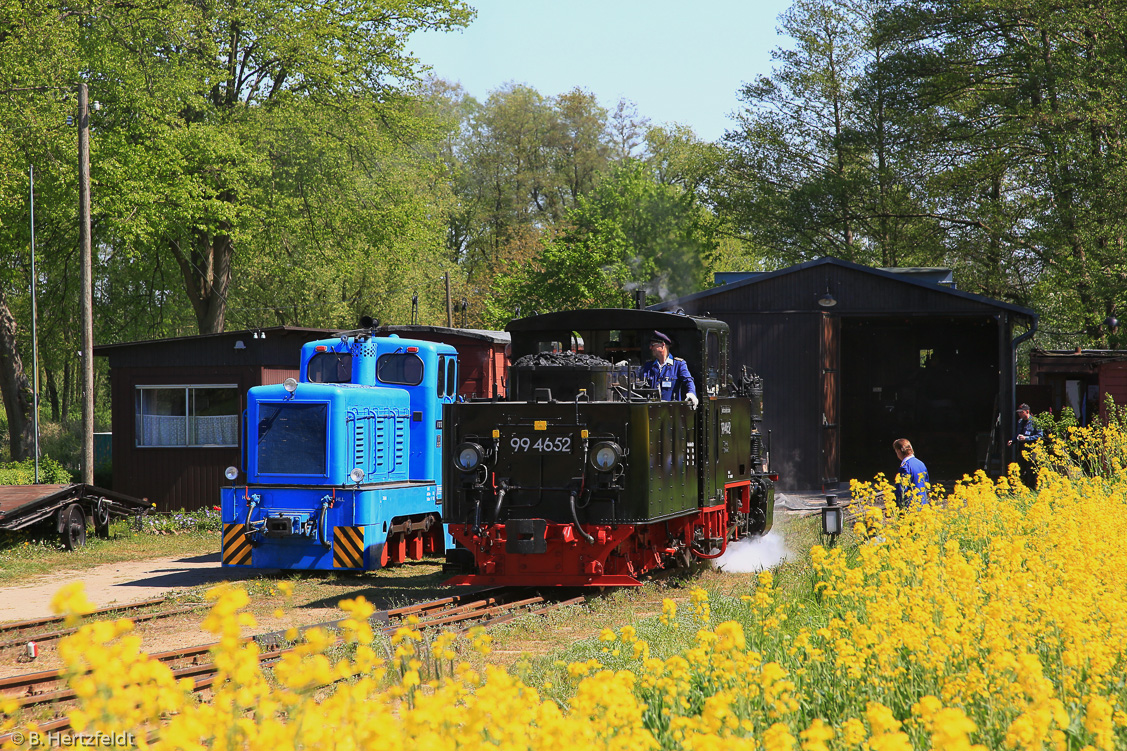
[220,330,458,570]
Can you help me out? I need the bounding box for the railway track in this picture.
[0,588,586,744]
[0,597,204,651]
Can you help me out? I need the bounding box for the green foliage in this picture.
[483,159,718,324]
[0,456,74,485]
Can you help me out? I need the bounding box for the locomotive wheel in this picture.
[61,503,87,551]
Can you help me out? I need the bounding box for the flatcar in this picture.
[442,309,775,587]
[220,324,478,571]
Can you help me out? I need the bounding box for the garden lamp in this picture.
[821,494,842,540]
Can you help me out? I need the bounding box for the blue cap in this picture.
[650,331,672,345]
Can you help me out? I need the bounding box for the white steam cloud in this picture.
[711,531,790,573]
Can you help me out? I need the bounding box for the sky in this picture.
[408,0,795,144]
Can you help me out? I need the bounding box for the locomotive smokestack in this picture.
[634,289,647,310]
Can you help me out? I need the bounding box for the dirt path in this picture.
[0,552,276,622]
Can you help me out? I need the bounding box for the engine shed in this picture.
[656,257,1036,491]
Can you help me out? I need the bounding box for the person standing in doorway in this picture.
[1008,403,1043,484]
[893,438,929,509]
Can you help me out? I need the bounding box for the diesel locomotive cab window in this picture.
[446,358,457,396]
[135,385,239,447]
[307,352,352,383]
[377,353,424,386]
[257,403,327,476]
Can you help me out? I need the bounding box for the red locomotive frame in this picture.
[446,492,743,587]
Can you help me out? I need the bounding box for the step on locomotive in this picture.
[443,309,775,587]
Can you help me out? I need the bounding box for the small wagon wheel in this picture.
[94,497,111,538]
[61,503,87,551]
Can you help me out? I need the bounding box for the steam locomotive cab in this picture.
[443,309,774,587]
[220,332,457,571]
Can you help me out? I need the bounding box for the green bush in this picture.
[0,456,75,485]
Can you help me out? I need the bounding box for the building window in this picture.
[135,385,240,447]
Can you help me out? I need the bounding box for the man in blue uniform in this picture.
[1008,403,1043,484]
[641,331,698,407]
[893,438,928,509]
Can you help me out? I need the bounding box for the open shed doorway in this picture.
[840,316,1000,485]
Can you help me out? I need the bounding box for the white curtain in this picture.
[140,415,187,446]
[191,415,239,446]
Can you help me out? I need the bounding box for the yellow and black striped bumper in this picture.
[222,524,253,566]
[333,525,367,569]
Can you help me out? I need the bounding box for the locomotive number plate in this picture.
[510,435,573,453]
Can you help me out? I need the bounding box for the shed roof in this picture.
[1031,349,1127,363]
[94,326,337,369]
[375,324,510,344]
[660,256,1037,320]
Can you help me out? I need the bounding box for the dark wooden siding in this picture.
[1101,363,1127,422]
[721,313,823,490]
[820,314,841,486]
[262,367,299,385]
[110,366,254,511]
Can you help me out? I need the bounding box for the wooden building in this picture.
[657,257,1037,491]
[95,327,336,511]
[1024,350,1127,426]
[95,325,511,512]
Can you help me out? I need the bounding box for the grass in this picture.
[0,520,221,586]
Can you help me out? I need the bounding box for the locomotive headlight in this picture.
[590,442,622,472]
[454,442,485,472]
[349,468,365,484]
[283,377,298,393]
[224,466,239,481]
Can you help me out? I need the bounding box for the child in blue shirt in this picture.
[893,438,929,509]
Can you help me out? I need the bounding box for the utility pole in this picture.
[445,272,453,328]
[78,83,93,486]
[30,165,40,483]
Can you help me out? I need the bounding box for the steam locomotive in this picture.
[442,309,775,587]
[219,327,460,571]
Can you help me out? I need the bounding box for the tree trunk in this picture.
[45,367,59,421]
[171,228,234,335]
[0,289,34,461]
[62,357,71,425]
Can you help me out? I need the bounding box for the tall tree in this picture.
[716,0,944,268]
[484,159,718,323]
[878,0,1127,336]
[439,83,618,289]
[85,0,473,333]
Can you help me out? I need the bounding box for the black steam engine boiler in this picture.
[442,309,774,586]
